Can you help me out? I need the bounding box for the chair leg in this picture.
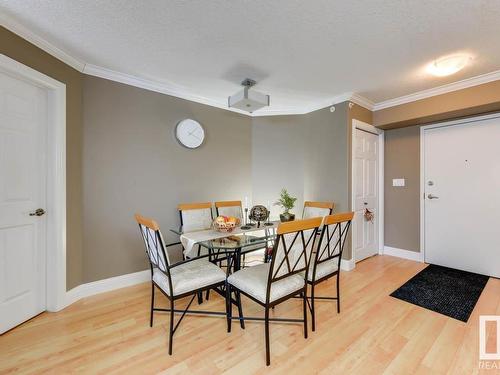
[265,306,271,366]
[168,299,174,355]
[150,282,155,328]
[205,289,210,301]
[336,273,341,313]
[311,283,316,332]
[303,289,308,339]
[226,283,232,333]
[197,291,203,305]
[236,290,245,329]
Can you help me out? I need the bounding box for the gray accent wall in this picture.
[252,105,350,218]
[252,104,356,257]
[83,76,252,283]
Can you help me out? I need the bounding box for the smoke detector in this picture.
[228,78,270,113]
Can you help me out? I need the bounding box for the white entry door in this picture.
[423,115,500,278]
[353,128,379,262]
[0,71,48,333]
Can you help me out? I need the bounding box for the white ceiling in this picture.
[1,1,500,114]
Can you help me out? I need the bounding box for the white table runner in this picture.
[180,222,278,258]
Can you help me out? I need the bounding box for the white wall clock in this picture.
[175,119,205,149]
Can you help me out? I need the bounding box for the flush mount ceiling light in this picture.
[426,54,472,77]
[228,78,270,113]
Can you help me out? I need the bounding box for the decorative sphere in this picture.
[249,205,269,222]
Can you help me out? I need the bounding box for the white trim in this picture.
[351,119,385,266]
[83,64,370,116]
[0,13,85,72]
[83,64,252,116]
[374,69,500,110]
[383,246,424,262]
[340,259,355,272]
[65,270,150,307]
[378,131,385,254]
[419,112,500,264]
[3,16,500,115]
[0,54,67,312]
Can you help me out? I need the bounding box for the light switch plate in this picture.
[393,178,405,187]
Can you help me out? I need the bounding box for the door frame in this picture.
[0,54,67,312]
[351,119,384,266]
[419,112,500,261]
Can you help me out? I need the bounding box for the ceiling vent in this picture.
[228,78,270,113]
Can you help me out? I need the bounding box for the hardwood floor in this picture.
[1,255,499,374]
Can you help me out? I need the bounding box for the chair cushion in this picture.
[227,263,305,303]
[153,259,226,296]
[307,257,339,282]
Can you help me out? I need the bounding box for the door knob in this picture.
[29,208,46,216]
[427,194,439,200]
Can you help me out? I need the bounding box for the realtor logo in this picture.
[479,315,500,360]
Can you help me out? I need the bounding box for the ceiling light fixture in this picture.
[228,78,270,113]
[426,54,471,77]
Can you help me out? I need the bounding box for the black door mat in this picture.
[390,264,489,322]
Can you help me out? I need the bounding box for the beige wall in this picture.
[82,76,252,282]
[384,126,420,252]
[1,27,84,290]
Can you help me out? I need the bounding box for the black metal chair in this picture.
[135,213,227,355]
[226,217,323,366]
[306,212,354,331]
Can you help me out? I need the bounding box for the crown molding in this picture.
[4,14,499,116]
[0,12,85,72]
[83,64,252,116]
[350,93,375,111]
[373,69,500,111]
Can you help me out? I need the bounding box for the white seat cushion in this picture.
[227,263,305,303]
[153,259,226,296]
[307,257,339,282]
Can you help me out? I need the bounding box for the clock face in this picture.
[175,119,205,149]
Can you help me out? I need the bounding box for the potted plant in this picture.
[274,188,297,222]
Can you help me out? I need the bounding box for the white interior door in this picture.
[353,128,379,262]
[0,71,48,333]
[423,116,500,278]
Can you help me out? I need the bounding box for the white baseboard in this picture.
[341,259,355,271]
[383,246,424,262]
[64,269,150,309]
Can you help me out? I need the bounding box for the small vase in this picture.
[280,212,295,222]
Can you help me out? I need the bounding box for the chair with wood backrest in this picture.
[134,214,227,355]
[214,200,244,220]
[307,212,354,331]
[302,201,335,219]
[178,202,213,233]
[227,217,323,366]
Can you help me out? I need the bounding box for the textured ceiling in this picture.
[1,0,500,113]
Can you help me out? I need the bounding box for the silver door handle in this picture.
[427,194,439,200]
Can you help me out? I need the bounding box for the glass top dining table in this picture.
[170,221,279,257]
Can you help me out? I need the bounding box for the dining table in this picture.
[170,221,279,264]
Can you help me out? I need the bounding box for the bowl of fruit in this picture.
[213,216,241,232]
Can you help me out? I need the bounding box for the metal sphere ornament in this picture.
[249,205,269,226]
